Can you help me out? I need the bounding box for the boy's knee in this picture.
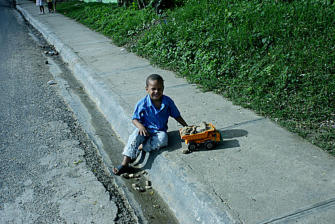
[143,131,168,151]
[156,131,168,147]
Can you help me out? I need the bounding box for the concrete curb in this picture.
[147,151,239,224]
[17,6,239,224]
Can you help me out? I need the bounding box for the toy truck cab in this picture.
[179,123,221,151]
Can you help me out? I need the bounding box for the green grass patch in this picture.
[57,0,335,153]
[57,1,157,45]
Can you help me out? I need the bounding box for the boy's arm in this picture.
[174,116,188,127]
[132,119,149,136]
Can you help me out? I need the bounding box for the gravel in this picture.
[0,3,137,223]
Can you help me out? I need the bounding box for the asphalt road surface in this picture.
[0,0,137,223]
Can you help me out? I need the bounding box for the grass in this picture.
[57,0,335,154]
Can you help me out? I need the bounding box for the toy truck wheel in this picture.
[205,141,215,150]
[188,142,197,151]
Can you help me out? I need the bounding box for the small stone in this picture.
[129,174,135,178]
[121,173,129,179]
[131,183,139,190]
[145,181,151,186]
[47,80,56,85]
[196,127,206,133]
[132,183,145,192]
[182,148,191,154]
[45,60,48,64]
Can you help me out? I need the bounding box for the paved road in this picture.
[0,0,136,223]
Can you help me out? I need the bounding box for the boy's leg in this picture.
[142,131,168,152]
[122,128,147,161]
[113,131,167,175]
[113,129,147,175]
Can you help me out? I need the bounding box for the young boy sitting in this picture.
[113,74,188,175]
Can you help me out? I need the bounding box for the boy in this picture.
[113,74,188,175]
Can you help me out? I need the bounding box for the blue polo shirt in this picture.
[132,95,181,133]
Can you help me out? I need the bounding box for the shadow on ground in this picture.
[134,129,248,169]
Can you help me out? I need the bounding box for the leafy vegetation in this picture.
[57,0,335,153]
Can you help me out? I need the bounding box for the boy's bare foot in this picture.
[138,144,143,151]
[113,165,129,175]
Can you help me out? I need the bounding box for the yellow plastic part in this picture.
[179,123,221,145]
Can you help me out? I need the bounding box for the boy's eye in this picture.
[149,86,163,92]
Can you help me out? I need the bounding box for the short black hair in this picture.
[146,74,164,87]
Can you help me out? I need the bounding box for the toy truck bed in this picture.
[179,123,221,151]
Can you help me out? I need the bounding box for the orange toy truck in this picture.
[179,123,221,151]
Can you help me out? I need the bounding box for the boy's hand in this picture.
[132,119,149,136]
[138,126,149,136]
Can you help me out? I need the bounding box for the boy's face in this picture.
[146,79,164,101]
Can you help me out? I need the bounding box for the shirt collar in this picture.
[146,95,166,112]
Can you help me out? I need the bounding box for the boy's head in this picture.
[146,74,164,101]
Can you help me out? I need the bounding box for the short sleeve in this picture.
[132,101,142,120]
